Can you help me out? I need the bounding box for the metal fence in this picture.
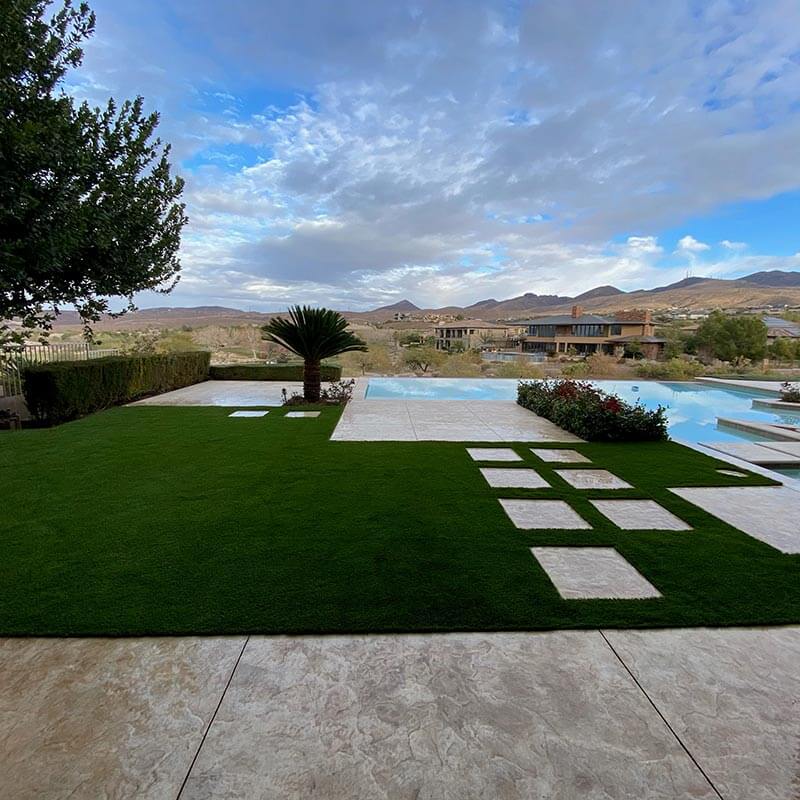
[0,343,121,399]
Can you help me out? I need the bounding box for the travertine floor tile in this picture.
[479,468,550,488]
[499,499,591,529]
[0,637,244,800]
[531,547,661,599]
[285,411,321,418]
[467,447,522,461]
[180,633,715,799]
[531,448,591,463]
[556,469,633,490]
[590,500,691,530]
[605,627,800,800]
[228,410,269,417]
[670,486,800,553]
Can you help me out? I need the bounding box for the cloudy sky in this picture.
[70,0,800,310]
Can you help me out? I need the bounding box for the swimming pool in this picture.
[365,377,800,446]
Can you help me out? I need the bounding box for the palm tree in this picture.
[262,306,367,402]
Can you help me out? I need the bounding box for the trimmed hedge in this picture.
[24,352,210,424]
[209,363,342,381]
[518,378,669,442]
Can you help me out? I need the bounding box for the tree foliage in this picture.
[262,306,367,402]
[695,312,767,363]
[1,0,187,346]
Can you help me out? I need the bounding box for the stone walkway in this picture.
[2,628,797,799]
[130,380,310,407]
[332,399,581,441]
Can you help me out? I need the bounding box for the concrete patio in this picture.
[2,627,797,799]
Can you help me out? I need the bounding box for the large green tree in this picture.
[0,0,187,346]
[695,311,767,363]
[262,306,367,402]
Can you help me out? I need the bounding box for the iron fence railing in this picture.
[0,343,120,399]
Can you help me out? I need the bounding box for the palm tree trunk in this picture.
[304,359,321,402]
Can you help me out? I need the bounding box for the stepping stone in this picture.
[499,499,591,529]
[590,500,691,531]
[479,468,550,489]
[285,411,321,418]
[555,469,632,490]
[531,547,662,599]
[229,410,269,418]
[531,448,591,464]
[467,448,522,462]
[717,469,748,478]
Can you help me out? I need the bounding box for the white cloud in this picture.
[721,240,747,250]
[676,235,711,254]
[75,0,800,309]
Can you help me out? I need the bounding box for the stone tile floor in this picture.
[670,486,800,554]
[332,399,582,441]
[130,380,305,407]
[2,628,797,799]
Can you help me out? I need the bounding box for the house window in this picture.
[528,325,556,337]
[572,324,604,337]
[610,324,622,335]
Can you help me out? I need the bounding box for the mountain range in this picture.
[48,270,800,329]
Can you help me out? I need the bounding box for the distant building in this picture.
[763,316,800,342]
[434,319,510,350]
[517,305,665,359]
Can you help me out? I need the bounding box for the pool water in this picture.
[365,378,800,446]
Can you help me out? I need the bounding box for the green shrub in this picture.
[518,379,668,442]
[208,363,342,381]
[24,352,210,424]
[635,358,704,380]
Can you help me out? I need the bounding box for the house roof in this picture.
[763,316,800,336]
[435,319,509,329]
[518,314,608,326]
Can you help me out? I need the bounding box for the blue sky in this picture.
[68,0,800,310]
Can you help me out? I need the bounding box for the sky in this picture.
[67,0,800,311]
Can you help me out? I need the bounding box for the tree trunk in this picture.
[304,359,321,402]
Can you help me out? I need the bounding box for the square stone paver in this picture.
[555,469,632,490]
[479,468,550,489]
[499,500,591,529]
[590,500,691,531]
[531,547,662,599]
[285,411,321,418]
[531,449,591,463]
[228,410,269,418]
[467,448,522,462]
[716,469,748,477]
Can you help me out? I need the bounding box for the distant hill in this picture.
[372,299,420,313]
[573,285,624,301]
[738,270,800,287]
[46,269,800,330]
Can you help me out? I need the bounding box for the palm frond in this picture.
[262,306,368,361]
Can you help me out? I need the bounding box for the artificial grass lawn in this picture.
[1,404,798,635]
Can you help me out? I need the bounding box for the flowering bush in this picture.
[517,379,669,442]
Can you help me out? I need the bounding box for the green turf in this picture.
[0,405,797,635]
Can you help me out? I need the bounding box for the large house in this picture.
[434,320,512,351]
[517,306,665,359]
